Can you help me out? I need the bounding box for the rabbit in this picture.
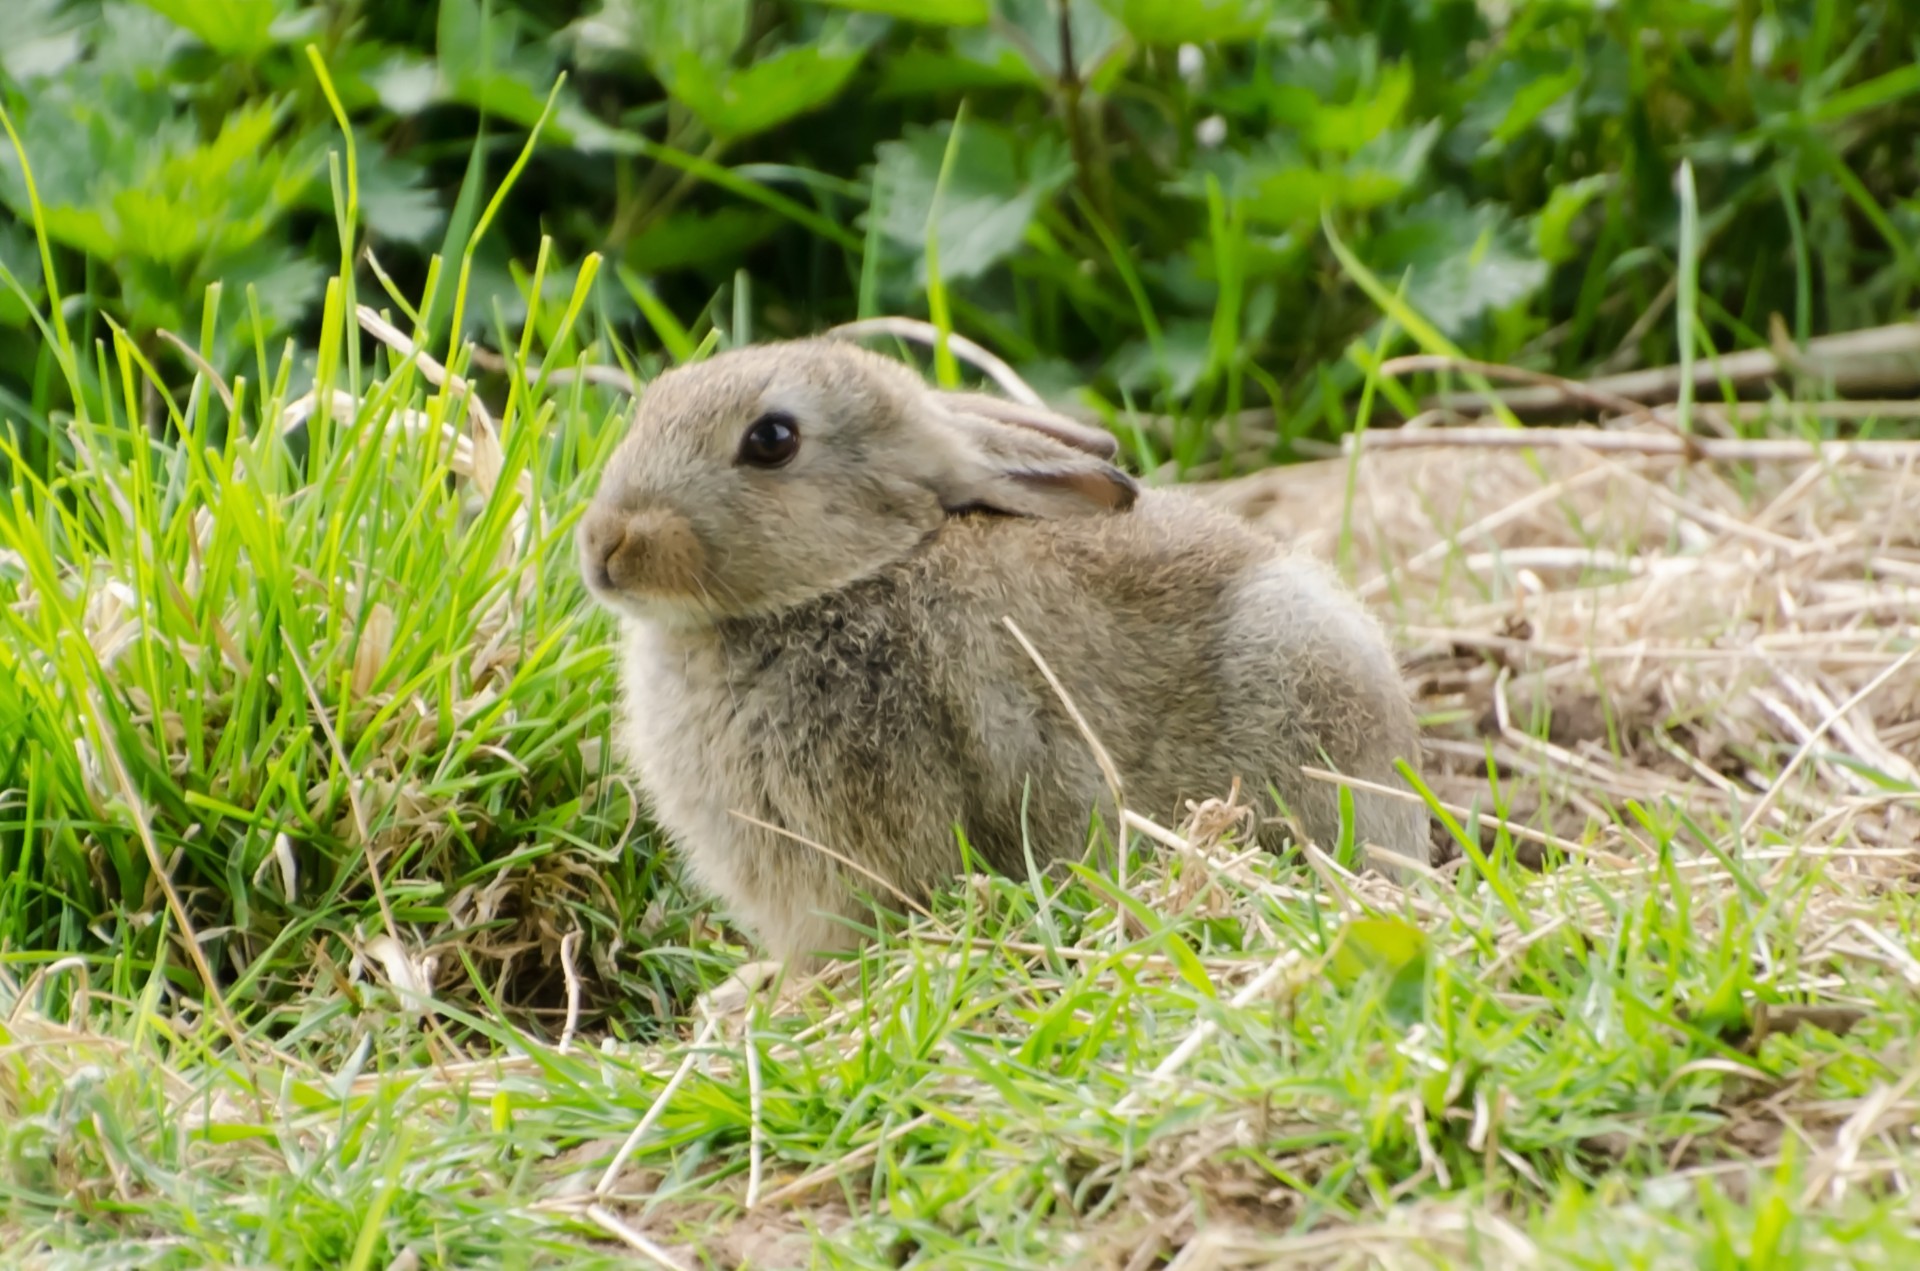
[577,337,1427,964]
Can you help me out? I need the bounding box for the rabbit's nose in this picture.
[577,505,627,591]
[577,504,705,596]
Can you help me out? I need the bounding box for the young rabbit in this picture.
[578,338,1426,963]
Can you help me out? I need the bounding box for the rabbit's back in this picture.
[929,490,1423,863]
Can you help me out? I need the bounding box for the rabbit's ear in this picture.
[930,390,1120,459]
[928,399,1138,519]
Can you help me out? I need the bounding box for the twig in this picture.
[1111,944,1309,1117]
[8,957,91,1027]
[1740,644,1920,837]
[744,1020,767,1209]
[1377,354,1683,436]
[353,305,497,438]
[468,345,640,396]
[558,930,583,1055]
[1800,1058,1920,1207]
[583,1205,694,1271]
[753,1111,937,1208]
[594,1012,722,1197]
[827,317,1044,405]
[1348,427,1920,466]
[1356,460,1625,599]
[1426,321,1920,418]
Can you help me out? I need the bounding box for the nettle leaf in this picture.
[353,145,446,247]
[1112,318,1213,398]
[810,0,987,23]
[1369,192,1550,337]
[597,1,874,141]
[226,251,327,333]
[1340,122,1439,209]
[665,40,868,141]
[364,51,440,116]
[109,188,207,264]
[135,0,296,59]
[1267,60,1414,154]
[1460,53,1583,150]
[1,0,90,81]
[437,0,563,115]
[870,120,1073,284]
[955,0,1124,84]
[625,206,784,275]
[603,0,750,78]
[1094,0,1288,45]
[148,100,315,259]
[1270,32,1390,104]
[1199,123,1435,226]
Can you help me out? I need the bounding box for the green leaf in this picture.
[664,42,867,141]
[1339,123,1439,210]
[438,0,568,127]
[135,0,295,59]
[1327,916,1429,1026]
[957,0,1124,83]
[1093,0,1278,45]
[1369,192,1550,337]
[1201,123,1435,226]
[1,0,89,81]
[869,120,1073,284]
[364,52,440,116]
[1493,63,1582,144]
[1112,318,1212,397]
[0,217,44,328]
[601,0,749,80]
[875,48,1038,97]
[624,207,783,275]
[353,147,446,247]
[810,0,987,23]
[215,244,329,339]
[1266,61,1414,154]
[1328,917,1427,980]
[1534,174,1610,265]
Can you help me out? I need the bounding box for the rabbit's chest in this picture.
[618,611,952,834]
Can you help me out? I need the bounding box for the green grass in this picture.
[5,70,1920,1271]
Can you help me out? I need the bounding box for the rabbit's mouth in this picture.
[577,502,727,620]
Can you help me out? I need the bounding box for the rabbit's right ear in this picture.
[930,390,1121,459]
[927,397,1138,519]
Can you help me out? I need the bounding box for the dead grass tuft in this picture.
[1203,431,1920,863]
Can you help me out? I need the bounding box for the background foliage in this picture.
[4,0,1919,470]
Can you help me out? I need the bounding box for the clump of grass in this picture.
[0,101,719,1048]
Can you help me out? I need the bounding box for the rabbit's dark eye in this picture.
[737,412,800,468]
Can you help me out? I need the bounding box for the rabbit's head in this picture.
[578,339,1136,625]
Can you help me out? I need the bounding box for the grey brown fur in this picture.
[578,338,1426,962]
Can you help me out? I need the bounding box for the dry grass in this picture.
[1209,431,1920,859]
